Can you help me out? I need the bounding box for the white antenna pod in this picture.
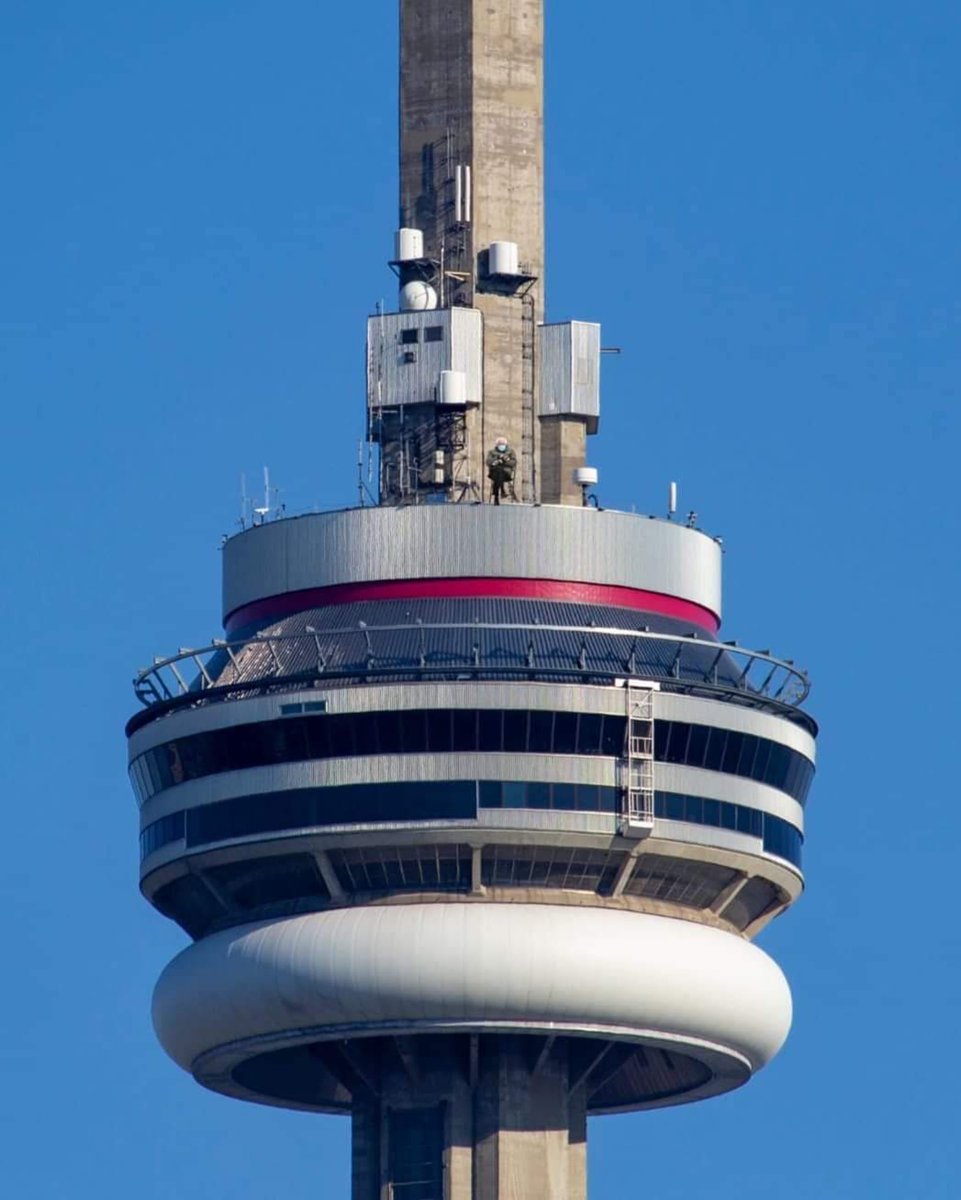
[668,481,678,519]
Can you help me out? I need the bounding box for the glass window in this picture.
[528,710,554,753]
[326,715,354,758]
[451,709,477,752]
[134,711,813,807]
[766,743,789,791]
[683,794,704,824]
[424,326,444,342]
[377,710,404,755]
[597,787,619,813]
[721,731,742,775]
[304,715,332,758]
[577,713,603,754]
[665,722,690,764]
[526,781,551,809]
[737,734,759,779]
[400,710,428,752]
[552,783,577,810]
[736,806,763,838]
[752,736,772,782]
[576,784,600,811]
[600,715,625,756]
[703,727,726,771]
[478,709,503,752]
[502,710,528,753]
[686,724,709,769]
[425,709,452,753]
[553,712,577,754]
[478,781,502,808]
[502,781,527,809]
[399,328,419,344]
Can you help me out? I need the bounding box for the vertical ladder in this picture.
[520,292,536,502]
[622,684,656,834]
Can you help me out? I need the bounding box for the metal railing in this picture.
[132,622,811,722]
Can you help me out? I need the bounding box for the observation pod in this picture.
[129,504,815,1196]
[126,0,818,1195]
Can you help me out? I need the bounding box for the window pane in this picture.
[751,736,771,782]
[665,722,690,764]
[686,724,709,768]
[478,710,503,752]
[451,709,477,752]
[376,711,403,755]
[600,715,625,756]
[576,784,600,811]
[502,781,526,808]
[400,710,428,752]
[737,735,759,779]
[526,781,551,809]
[478,781,501,808]
[721,731,742,774]
[528,711,554,752]
[552,783,577,810]
[502,710,528,753]
[704,727,726,771]
[577,713,603,754]
[426,710,452,753]
[553,712,577,754]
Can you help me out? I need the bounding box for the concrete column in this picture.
[474,1037,585,1200]
[350,1035,587,1200]
[538,418,588,506]
[351,1097,381,1200]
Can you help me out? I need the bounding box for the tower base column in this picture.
[349,1034,586,1200]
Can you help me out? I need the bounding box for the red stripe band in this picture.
[224,577,720,635]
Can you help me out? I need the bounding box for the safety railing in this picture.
[132,622,811,722]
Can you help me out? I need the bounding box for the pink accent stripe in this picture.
[225,577,720,635]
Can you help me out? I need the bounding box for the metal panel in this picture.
[538,321,600,431]
[222,506,722,623]
[367,308,483,410]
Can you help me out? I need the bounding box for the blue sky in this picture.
[2,1,959,1195]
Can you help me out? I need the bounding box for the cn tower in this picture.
[127,3,817,1197]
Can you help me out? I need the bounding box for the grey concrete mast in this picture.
[371,0,592,505]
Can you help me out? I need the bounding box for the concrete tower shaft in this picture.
[400,0,545,297]
[391,0,586,504]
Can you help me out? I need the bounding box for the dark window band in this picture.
[140,783,802,868]
[132,710,813,805]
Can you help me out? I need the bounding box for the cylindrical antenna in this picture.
[668,481,678,519]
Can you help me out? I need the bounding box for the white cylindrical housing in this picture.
[573,466,599,488]
[399,280,438,311]
[439,369,468,406]
[490,240,520,276]
[153,904,791,1113]
[395,227,424,262]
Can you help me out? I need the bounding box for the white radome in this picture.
[399,280,438,311]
